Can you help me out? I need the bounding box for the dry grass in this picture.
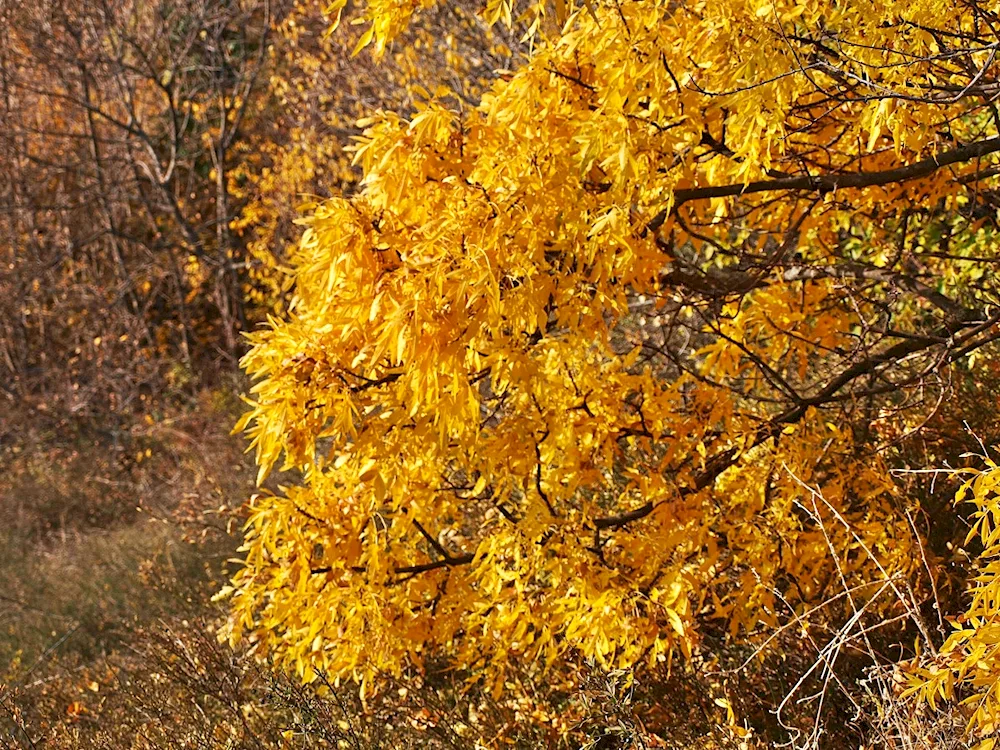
[0,388,252,679]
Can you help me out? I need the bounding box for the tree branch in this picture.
[646,136,1000,234]
[592,310,996,530]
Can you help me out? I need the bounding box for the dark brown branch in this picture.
[395,554,475,576]
[661,261,976,321]
[343,370,402,393]
[646,136,1000,233]
[546,66,596,92]
[535,431,558,517]
[413,518,455,561]
[781,264,974,320]
[593,502,654,530]
[312,553,475,577]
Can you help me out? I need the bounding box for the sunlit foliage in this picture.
[223,0,1000,742]
[231,0,518,314]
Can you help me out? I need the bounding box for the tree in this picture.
[0,0,278,422]
[224,0,1000,741]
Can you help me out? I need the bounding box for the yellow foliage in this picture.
[221,0,1000,736]
[905,462,1000,741]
